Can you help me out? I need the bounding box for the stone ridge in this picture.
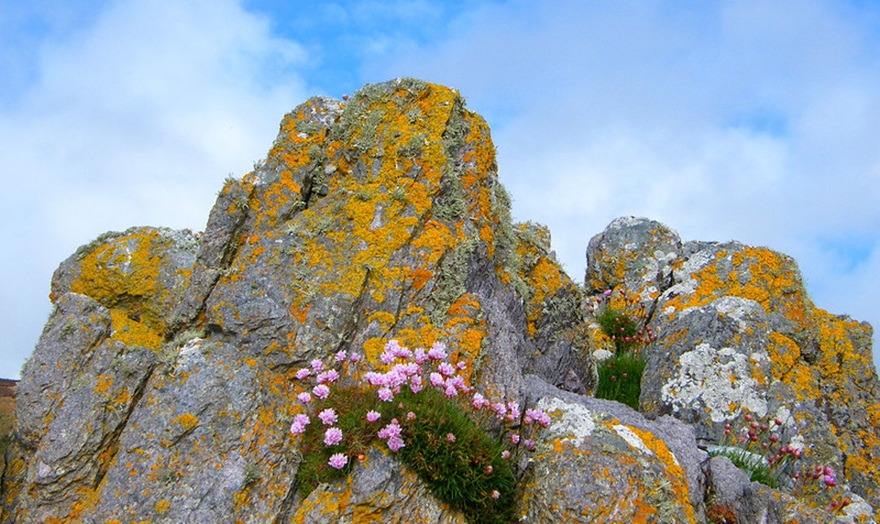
[1,80,877,523]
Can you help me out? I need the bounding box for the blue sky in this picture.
[2,0,880,379]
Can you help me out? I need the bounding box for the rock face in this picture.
[2,80,878,523]
[585,216,880,521]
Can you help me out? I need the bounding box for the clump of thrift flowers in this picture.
[709,411,852,515]
[289,340,551,524]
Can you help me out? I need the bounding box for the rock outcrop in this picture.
[1,79,877,523]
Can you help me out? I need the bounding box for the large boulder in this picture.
[3,83,877,523]
[2,79,594,522]
[585,218,880,522]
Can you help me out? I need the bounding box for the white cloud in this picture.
[364,0,880,367]
[0,0,309,378]
[3,0,880,379]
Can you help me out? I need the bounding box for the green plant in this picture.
[290,340,550,524]
[708,412,852,514]
[592,287,656,408]
[594,352,645,410]
[595,308,639,354]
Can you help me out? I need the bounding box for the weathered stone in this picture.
[289,446,466,523]
[585,215,681,299]
[638,238,880,518]
[514,222,595,395]
[4,80,878,524]
[520,375,704,523]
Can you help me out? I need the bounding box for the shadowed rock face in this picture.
[2,80,877,523]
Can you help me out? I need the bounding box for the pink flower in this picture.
[380,351,396,365]
[456,361,467,371]
[506,402,521,421]
[430,372,445,387]
[387,435,405,452]
[364,371,385,386]
[297,392,312,403]
[295,368,311,380]
[311,359,324,372]
[446,433,456,443]
[444,385,457,398]
[378,420,402,439]
[407,411,417,421]
[533,410,551,428]
[318,408,338,425]
[378,387,394,402]
[290,413,310,434]
[501,450,511,460]
[349,353,361,363]
[491,403,507,420]
[510,434,520,444]
[428,343,446,360]
[313,384,330,399]
[409,375,423,394]
[317,369,339,384]
[438,362,455,376]
[472,393,488,410]
[335,350,348,362]
[366,410,381,422]
[324,427,343,446]
[491,490,500,500]
[485,465,493,474]
[328,453,348,469]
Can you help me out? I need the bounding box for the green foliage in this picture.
[294,384,517,523]
[591,287,656,409]
[295,384,379,494]
[291,341,548,524]
[595,308,639,354]
[707,411,852,515]
[595,353,645,410]
[387,388,517,524]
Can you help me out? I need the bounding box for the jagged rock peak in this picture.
[2,80,877,523]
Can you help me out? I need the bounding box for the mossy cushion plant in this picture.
[290,340,550,524]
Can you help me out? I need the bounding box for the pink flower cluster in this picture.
[361,341,472,405]
[290,339,552,468]
[377,419,405,451]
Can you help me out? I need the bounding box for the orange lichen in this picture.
[171,413,199,432]
[109,310,162,350]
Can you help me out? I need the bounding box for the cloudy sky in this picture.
[2,0,879,379]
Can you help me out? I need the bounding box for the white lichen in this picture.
[713,296,764,332]
[661,343,768,422]
[592,349,613,362]
[612,424,651,456]
[535,397,596,447]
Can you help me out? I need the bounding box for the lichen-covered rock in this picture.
[520,375,704,523]
[515,223,595,394]
[289,446,466,523]
[2,79,594,522]
[585,216,681,299]
[586,227,880,519]
[10,293,158,521]
[4,82,878,523]
[707,455,875,524]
